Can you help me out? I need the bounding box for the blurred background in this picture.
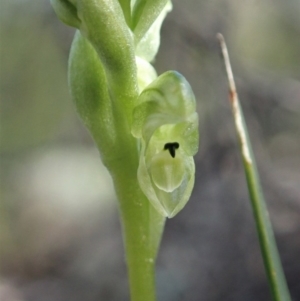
[1,0,300,300]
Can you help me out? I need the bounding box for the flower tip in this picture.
[164,205,182,219]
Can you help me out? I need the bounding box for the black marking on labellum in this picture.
[164,142,180,158]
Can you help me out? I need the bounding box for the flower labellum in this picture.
[132,71,199,218]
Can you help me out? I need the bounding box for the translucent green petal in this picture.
[137,145,195,218]
[150,151,185,192]
[132,71,198,153]
[153,157,195,218]
[136,56,157,92]
[132,0,169,44]
[135,1,172,62]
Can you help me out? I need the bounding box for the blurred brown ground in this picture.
[1,1,300,300]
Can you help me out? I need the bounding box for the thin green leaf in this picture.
[217,33,291,301]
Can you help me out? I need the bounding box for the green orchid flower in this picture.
[132,71,199,217]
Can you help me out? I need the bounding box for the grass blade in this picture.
[217,33,291,301]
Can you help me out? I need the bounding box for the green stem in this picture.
[217,33,291,301]
[113,162,165,301]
